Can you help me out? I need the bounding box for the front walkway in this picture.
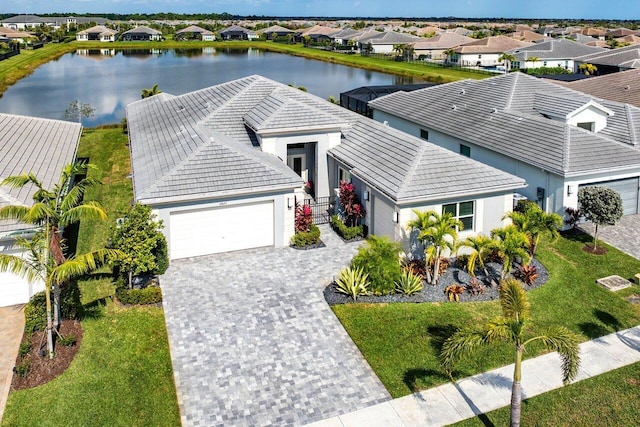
[0,305,24,422]
[161,225,389,426]
[579,214,640,260]
[306,325,640,426]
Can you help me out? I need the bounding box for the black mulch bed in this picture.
[290,240,326,250]
[325,257,549,305]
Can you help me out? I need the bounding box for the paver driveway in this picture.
[579,214,640,260]
[161,226,390,426]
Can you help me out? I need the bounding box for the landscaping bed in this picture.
[325,257,549,305]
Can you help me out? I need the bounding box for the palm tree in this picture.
[0,163,118,358]
[408,210,462,285]
[503,205,562,257]
[441,278,580,427]
[578,63,598,76]
[443,48,456,64]
[491,226,530,279]
[498,52,516,73]
[462,234,495,277]
[141,84,162,99]
[526,55,539,69]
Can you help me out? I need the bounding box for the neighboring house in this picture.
[576,27,608,41]
[506,39,605,71]
[329,27,359,46]
[568,33,601,45]
[608,28,638,38]
[449,36,531,67]
[175,25,215,41]
[0,113,81,307]
[558,69,640,108]
[121,26,162,42]
[0,14,55,30]
[76,25,118,42]
[575,44,640,74]
[412,33,474,60]
[615,35,640,46]
[340,83,436,117]
[508,29,548,43]
[259,25,295,39]
[0,27,34,43]
[219,25,258,41]
[357,31,423,54]
[298,25,338,42]
[126,75,525,260]
[369,72,640,220]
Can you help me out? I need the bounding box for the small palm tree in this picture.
[491,226,530,279]
[527,55,539,69]
[441,278,580,427]
[408,210,462,285]
[578,63,598,76]
[443,48,456,63]
[498,52,516,72]
[503,205,562,257]
[462,234,495,277]
[0,163,119,358]
[141,84,162,99]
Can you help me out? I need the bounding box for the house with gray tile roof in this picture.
[76,25,117,42]
[0,113,81,307]
[121,26,162,41]
[575,44,640,74]
[558,69,640,108]
[369,72,640,220]
[449,36,532,67]
[357,31,423,54]
[175,25,215,41]
[219,25,258,41]
[126,75,525,260]
[506,39,605,71]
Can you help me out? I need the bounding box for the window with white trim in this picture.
[443,201,475,231]
[338,166,351,183]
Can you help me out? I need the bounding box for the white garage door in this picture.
[0,249,45,307]
[580,178,639,216]
[169,202,274,259]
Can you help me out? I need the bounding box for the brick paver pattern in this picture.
[161,225,390,427]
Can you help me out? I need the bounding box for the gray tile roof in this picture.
[560,69,640,108]
[358,31,423,45]
[369,72,640,177]
[507,39,605,61]
[219,25,256,35]
[0,114,80,235]
[128,75,524,205]
[575,44,640,68]
[122,26,161,36]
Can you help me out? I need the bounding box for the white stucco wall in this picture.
[516,59,573,70]
[567,105,609,133]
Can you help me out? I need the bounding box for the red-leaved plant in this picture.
[295,203,314,233]
[339,180,366,227]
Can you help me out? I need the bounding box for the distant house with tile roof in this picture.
[413,33,474,60]
[369,72,640,219]
[126,75,525,260]
[76,25,117,42]
[358,31,424,54]
[506,39,605,71]
[449,36,532,66]
[121,26,162,41]
[508,29,547,43]
[575,44,640,74]
[175,25,215,41]
[558,69,640,108]
[219,25,258,41]
[0,114,81,307]
[259,25,295,39]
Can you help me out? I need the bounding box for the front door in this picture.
[287,153,307,182]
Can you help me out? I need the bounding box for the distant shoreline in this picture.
[0,40,488,99]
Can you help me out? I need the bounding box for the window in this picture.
[420,129,429,140]
[459,144,471,157]
[577,122,595,131]
[338,166,351,183]
[543,61,547,66]
[443,201,475,231]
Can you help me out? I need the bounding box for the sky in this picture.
[2,0,638,20]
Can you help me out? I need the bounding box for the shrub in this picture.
[115,285,163,305]
[330,214,365,240]
[351,235,403,295]
[58,333,77,347]
[14,360,29,378]
[403,259,426,278]
[564,207,581,230]
[428,257,450,277]
[294,203,314,233]
[335,266,370,301]
[18,341,32,357]
[444,284,465,302]
[338,181,365,227]
[24,292,47,333]
[290,223,321,247]
[467,277,486,296]
[395,270,424,295]
[455,254,470,270]
[515,199,539,213]
[515,264,538,286]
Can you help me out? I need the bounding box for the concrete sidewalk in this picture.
[306,325,640,427]
[0,305,25,422]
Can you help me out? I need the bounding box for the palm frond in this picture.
[0,205,31,221]
[0,254,43,283]
[441,324,508,375]
[60,202,108,226]
[498,278,530,321]
[1,173,44,191]
[49,249,122,284]
[525,326,581,384]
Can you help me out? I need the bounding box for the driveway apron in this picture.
[161,226,390,426]
[579,214,640,260]
[0,304,24,422]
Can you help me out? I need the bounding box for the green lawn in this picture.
[1,128,181,426]
[455,361,640,426]
[332,233,640,398]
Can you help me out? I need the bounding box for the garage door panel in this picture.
[170,202,274,259]
[372,196,396,239]
[580,178,639,216]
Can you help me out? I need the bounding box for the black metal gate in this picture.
[303,196,334,225]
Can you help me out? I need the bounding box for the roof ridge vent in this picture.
[459,89,465,95]
[451,105,457,111]
[491,108,498,113]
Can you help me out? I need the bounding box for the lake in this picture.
[0,47,425,127]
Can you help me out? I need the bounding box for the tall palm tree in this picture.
[441,278,580,427]
[0,162,117,358]
[503,205,562,257]
[491,226,530,279]
[462,234,495,277]
[498,52,516,72]
[408,210,462,285]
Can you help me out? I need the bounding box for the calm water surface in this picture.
[0,48,424,127]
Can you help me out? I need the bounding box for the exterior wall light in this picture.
[392,211,399,223]
[363,190,369,201]
[567,185,574,196]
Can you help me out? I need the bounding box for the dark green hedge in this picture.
[290,223,321,247]
[330,215,365,240]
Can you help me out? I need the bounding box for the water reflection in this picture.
[0,48,426,126]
